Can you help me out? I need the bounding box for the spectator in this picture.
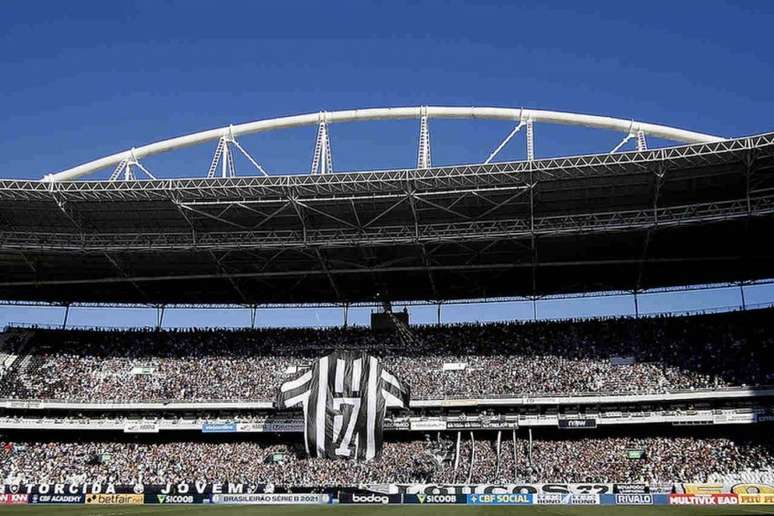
[0,308,771,402]
[0,434,770,486]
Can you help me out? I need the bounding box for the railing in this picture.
[0,385,771,411]
[5,300,774,333]
[0,407,767,432]
[412,385,774,401]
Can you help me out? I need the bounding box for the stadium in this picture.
[0,100,772,516]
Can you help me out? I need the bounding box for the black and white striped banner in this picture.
[277,351,410,461]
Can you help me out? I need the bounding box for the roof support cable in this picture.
[225,143,235,178]
[485,121,525,164]
[610,133,635,154]
[128,149,156,180]
[206,127,272,179]
[108,149,155,181]
[131,162,156,180]
[230,138,269,177]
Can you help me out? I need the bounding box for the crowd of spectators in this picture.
[1,434,771,486]
[472,435,774,485]
[1,308,771,401]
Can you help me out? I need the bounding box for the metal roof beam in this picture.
[408,186,439,300]
[2,194,772,252]
[0,131,761,201]
[4,279,774,309]
[0,255,753,289]
[102,251,152,303]
[208,250,250,306]
[175,201,249,230]
[314,248,342,301]
[42,106,725,181]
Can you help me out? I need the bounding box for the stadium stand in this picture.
[1,101,773,505]
[1,431,771,486]
[0,308,771,402]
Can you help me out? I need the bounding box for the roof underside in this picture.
[1,133,774,305]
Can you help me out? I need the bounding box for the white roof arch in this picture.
[42,106,724,182]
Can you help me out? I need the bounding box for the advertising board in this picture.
[84,493,143,505]
[410,420,447,431]
[123,422,159,433]
[534,494,563,504]
[613,483,648,494]
[0,494,28,505]
[669,494,738,505]
[600,494,653,505]
[404,494,466,504]
[29,494,84,504]
[557,418,597,429]
[739,493,774,505]
[211,493,328,504]
[565,493,599,504]
[338,493,400,504]
[467,493,533,505]
[146,494,211,504]
[201,422,237,433]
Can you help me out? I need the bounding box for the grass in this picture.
[0,506,773,515]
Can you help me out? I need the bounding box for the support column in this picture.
[221,140,228,178]
[436,302,442,324]
[343,303,349,328]
[512,429,517,481]
[454,431,461,472]
[311,113,333,175]
[250,305,257,329]
[633,290,640,318]
[495,430,502,479]
[61,304,70,330]
[741,151,754,299]
[467,431,475,484]
[745,150,754,215]
[636,129,648,151]
[156,305,165,330]
[207,137,227,179]
[417,106,432,169]
[528,164,538,322]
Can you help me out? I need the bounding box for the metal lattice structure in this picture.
[1,106,773,306]
[40,106,724,182]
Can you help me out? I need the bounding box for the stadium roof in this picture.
[0,131,773,306]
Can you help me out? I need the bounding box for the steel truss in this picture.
[41,106,724,182]
[2,132,771,202]
[1,131,773,305]
[1,194,772,252]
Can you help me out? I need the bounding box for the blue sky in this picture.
[1,0,773,328]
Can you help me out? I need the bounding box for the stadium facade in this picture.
[0,106,772,507]
[0,107,772,306]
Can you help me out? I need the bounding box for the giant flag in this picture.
[277,350,410,461]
